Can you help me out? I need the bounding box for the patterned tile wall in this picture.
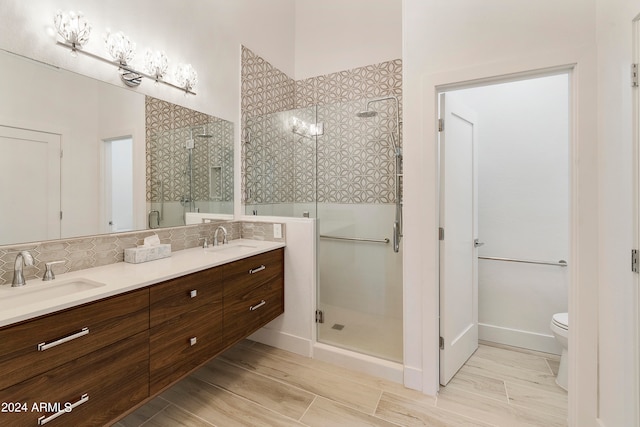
[0,221,284,286]
[146,97,234,205]
[245,106,317,204]
[241,47,296,204]
[241,45,402,206]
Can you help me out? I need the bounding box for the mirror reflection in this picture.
[146,101,234,229]
[0,49,233,246]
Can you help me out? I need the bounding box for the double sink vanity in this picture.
[0,239,285,426]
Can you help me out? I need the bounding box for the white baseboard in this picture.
[312,342,404,384]
[249,327,313,357]
[403,366,423,392]
[479,323,562,355]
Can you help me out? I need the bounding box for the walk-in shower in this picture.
[147,119,234,228]
[244,97,403,363]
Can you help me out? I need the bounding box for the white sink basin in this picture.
[0,278,106,306]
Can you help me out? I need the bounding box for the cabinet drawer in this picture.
[150,266,222,328]
[0,289,149,390]
[149,301,223,394]
[223,275,284,346]
[223,248,284,299]
[0,330,149,427]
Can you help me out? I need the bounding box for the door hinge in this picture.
[60,211,63,220]
[438,118,444,132]
[60,149,63,158]
[633,64,639,87]
[632,249,639,273]
[439,227,445,241]
[315,310,324,324]
[439,336,444,350]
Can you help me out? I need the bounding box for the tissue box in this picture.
[124,244,172,264]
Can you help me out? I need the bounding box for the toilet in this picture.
[550,312,568,390]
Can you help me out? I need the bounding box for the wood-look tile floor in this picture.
[113,340,567,427]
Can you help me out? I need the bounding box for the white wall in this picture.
[0,49,145,239]
[452,76,569,354]
[595,1,640,426]
[402,2,599,427]
[248,217,317,357]
[293,0,402,79]
[0,0,297,220]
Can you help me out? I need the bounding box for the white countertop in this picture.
[0,239,285,328]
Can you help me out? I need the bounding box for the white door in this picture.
[101,137,134,233]
[439,93,479,385]
[0,125,61,244]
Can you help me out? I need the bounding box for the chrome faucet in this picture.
[214,225,228,246]
[12,250,34,287]
[43,260,65,281]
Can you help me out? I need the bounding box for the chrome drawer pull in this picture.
[248,265,266,274]
[190,289,197,298]
[38,393,89,425]
[249,300,266,311]
[190,337,197,346]
[37,327,89,351]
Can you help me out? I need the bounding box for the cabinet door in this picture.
[149,299,223,394]
[150,266,222,328]
[0,331,149,427]
[223,249,284,347]
[0,289,149,390]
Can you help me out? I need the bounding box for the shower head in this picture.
[190,126,213,139]
[356,110,378,118]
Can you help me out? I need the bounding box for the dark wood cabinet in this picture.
[0,247,284,426]
[223,248,285,346]
[0,289,149,391]
[149,266,223,394]
[0,299,149,427]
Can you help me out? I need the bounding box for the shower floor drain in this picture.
[331,324,345,331]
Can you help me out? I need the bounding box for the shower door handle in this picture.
[474,239,485,248]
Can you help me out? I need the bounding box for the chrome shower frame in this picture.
[361,96,403,253]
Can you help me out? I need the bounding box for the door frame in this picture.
[437,73,571,385]
[435,64,579,392]
[413,47,598,425]
[633,14,640,425]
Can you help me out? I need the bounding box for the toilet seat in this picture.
[552,312,568,330]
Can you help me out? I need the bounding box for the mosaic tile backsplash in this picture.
[241,46,402,206]
[0,221,285,286]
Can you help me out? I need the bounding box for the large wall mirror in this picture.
[0,49,234,247]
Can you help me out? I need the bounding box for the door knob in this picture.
[474,239,485,248]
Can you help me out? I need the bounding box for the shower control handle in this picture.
[474,239,485,248]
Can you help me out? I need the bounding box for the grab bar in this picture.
[320,234,389,244]
[479,256,567,267]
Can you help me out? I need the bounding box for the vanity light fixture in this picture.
[175,63,198,94]
[104,30,142,87]
[53,10,197,95]
[53,10,92,56]
[144,50,169,83]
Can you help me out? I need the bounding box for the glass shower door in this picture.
[315,99,403,362]
[244,106,318,218]
[242,99,403,362]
